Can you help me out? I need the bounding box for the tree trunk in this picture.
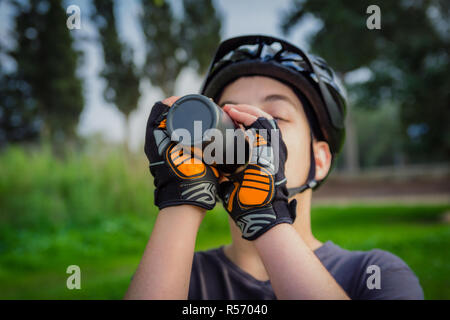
[124,114,130,154]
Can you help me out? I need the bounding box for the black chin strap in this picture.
[287,132,317,197]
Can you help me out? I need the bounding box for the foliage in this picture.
[140,0,222,96]
[353,102,404,167]
[1,0,84,146]
[281,0,450,163]
[91,0,141,151]
[0,72,40,146]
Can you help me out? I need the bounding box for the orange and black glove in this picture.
[144,101,220,210]
[219,117,297,240]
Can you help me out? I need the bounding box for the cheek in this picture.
[279,121,311,187]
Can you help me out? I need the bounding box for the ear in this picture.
[313,141,332,181]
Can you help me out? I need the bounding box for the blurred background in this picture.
[0,0,449,299]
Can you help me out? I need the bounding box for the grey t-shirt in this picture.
[188,241,424,300]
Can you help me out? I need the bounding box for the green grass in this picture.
[311,205,450,299]
[0,146,448,299]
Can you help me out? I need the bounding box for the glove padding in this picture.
[219,117,297,240]
[144,101,219,210]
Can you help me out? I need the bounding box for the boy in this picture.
[125,35,423,300]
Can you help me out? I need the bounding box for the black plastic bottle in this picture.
[166,94,249,174]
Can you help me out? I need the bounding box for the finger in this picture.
[224,107,258,126]
[224,104,273,120]
[218,175,229,184]
[162,96,181,107]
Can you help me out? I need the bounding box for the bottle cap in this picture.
[166,94,218,146]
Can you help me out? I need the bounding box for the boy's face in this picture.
[217,76,316,188]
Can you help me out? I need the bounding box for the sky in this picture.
[1,0,320,151]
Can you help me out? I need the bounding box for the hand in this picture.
[144,97,220,210]
[219,104,297,240]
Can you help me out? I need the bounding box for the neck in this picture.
[223,190,322,281]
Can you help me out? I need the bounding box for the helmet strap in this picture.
[287,131,317,197]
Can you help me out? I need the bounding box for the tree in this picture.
[180,0,223,75]
[0,73,41,148]
[6,0,84,147]
[91,0,141,152]
[1,26,40,148]
[140,0,222,97]
[281,0,450,165]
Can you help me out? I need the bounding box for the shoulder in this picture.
[359,248,424,300]
[355,247,412,272]
[317,242,424,300]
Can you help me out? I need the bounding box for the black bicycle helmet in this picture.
[200,35,347,195]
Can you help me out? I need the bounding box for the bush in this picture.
[0,146,156,232]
